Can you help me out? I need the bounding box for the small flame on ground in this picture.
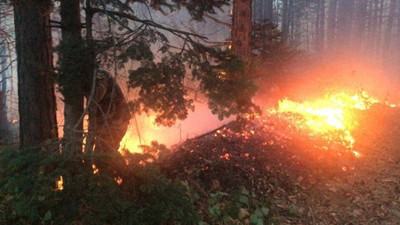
[56,176,64,191]
[92,164,99,174]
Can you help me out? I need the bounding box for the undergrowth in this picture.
[0,141,273,225]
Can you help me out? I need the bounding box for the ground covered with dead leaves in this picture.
[163,105,400,224]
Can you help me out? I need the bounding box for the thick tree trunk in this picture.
[60,0,85,153]
[13,0,58,148]
[232,0,253,59]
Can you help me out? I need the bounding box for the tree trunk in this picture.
[232,0,253,60]
[369,0,379,53]
[253,0,263,22]
[315,0,326,52]
[327,0,338,50]
[85,0,97,153]
[383,0,397,60]
[265,0,273,21]
[353,0,368,53]
[13,0,58,149]
[282,0,290,37]
[337,0,355,51]
[376,0,384,58]
[59,0,85,153]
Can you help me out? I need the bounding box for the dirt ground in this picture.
[272,109,400,224]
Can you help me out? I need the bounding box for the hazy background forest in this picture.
[2,0,400,147]
[2,0,400,224]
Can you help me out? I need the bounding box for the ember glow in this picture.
[56,176,64,191]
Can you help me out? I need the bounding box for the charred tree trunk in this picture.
[232,0,253,60]
[13,0,58,149]
[59,0,85,153]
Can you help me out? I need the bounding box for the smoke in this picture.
[254,53,400,107]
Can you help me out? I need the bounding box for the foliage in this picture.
[0,143,198,225]
[200,189,271,225]
[56,38,93,101]
[251,20,299,79]
[79,1,259,126]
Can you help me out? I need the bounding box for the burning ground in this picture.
[162,91,400,224]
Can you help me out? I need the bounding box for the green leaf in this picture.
[250,214,258,224]
[289,204,298,214]
[216,191,229,196]
[255,208,262,217]
[38,196,45,201]
[261,207,269,216]
[241,189,249,196]
[239,195,248,204]
[43,210,52,222]
[256,218,263,225]
[208,197,217,205]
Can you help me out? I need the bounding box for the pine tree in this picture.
[13,0,58,149]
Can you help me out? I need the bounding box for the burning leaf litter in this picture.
[164,90,400,224]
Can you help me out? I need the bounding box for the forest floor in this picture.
[273,118,400,225]
[166,106,400,224]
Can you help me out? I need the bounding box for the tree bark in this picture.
[13,0,58,148]
[59,0,85,153]
[232,0,253,59]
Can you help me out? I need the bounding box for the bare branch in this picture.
[204,14,231,28]
[88,7,208,40]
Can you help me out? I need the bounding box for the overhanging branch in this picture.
[205,14,231,28]
[88,7,208,40]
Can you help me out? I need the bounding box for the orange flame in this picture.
[269,91,393,156]
[56,176,64,191]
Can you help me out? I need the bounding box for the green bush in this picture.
[0,143,198,225]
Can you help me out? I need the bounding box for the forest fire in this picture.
[118,90,398,159]
[270,91,382,155]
